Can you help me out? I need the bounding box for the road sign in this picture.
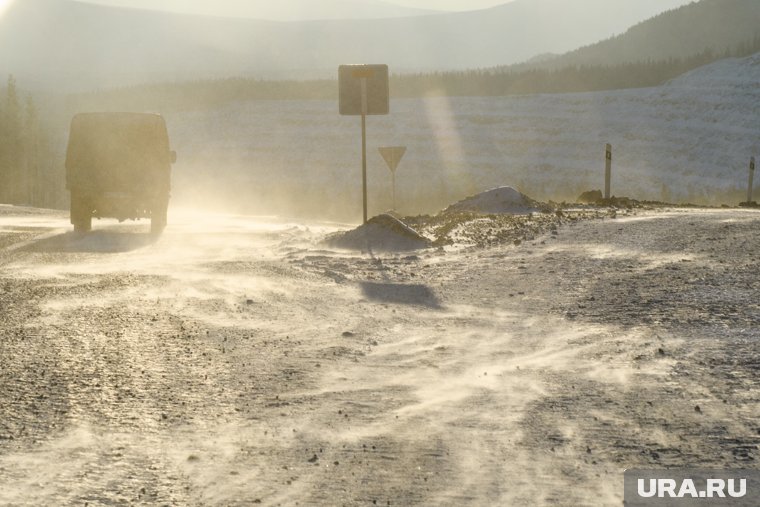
[339,64,390,223]
[378,146,407,211]
[378,146,406,173]
[338,64,389,116]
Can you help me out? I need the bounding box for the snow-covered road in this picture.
[0,206,758,506]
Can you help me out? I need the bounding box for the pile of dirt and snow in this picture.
[326,188,630,251]
[325,214,431,251]
[442,186,544,215]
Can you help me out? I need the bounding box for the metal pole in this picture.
[360,78,368,224]
[749,156,756,204]
[392,170,396,211]
[604,143,612,200]
[391,150,396,211]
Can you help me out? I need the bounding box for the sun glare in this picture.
[0,0,13,17]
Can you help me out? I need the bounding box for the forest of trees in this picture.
[71,33,760,113]
[524,0,760,71]
[391,48,736,97]
[0,75,58,208]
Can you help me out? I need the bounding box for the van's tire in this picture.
[70,191,92,233]
[151,196,169,235]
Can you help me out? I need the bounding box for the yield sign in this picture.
[378,146,407,173]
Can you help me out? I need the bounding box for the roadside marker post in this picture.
[604,143,612,200]
[748,156,756,204]
[361,77,368,222]
[339,64,390,224]
[378,146,407,211]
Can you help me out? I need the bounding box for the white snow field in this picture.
[443,186,542,215]
[166,53,760,220]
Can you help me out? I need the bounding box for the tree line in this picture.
[392,47,743,97]
[69,33,760,112]
[0,75,59,208]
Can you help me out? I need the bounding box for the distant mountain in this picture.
[516,0,760,70]
[387,0,760,97]
[0,0,691,91]
[75,0,441,22]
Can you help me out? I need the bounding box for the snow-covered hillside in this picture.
[167,54,760,220]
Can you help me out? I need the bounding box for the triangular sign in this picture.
[378,146,407,173]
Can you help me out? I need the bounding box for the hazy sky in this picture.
[79,0,509,16]
[391,0,507,9]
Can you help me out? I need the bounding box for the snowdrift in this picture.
[443,186,542,215]
[325,214,431,252]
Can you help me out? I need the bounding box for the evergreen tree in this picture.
[0,76,52,206]
[2,75,24,203]
[23,94,40,206]
[0,79,7,202]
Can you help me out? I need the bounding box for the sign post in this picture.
[604,143,612,200]
[361,77,368,223]
[378,146,407,211]
[748,156,756,204]
[339,64,389,223]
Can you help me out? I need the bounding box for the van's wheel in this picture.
[70,191,92,233]
[151,197,168,235]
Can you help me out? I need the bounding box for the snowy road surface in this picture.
[0,206,758,506]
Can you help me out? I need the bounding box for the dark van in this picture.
[65,112,176,234]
